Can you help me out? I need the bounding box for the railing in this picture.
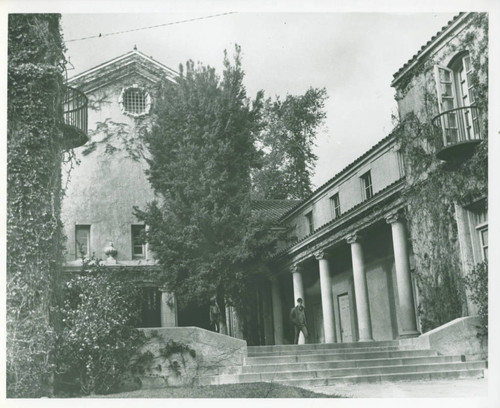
[62,86,88,148]
[432,105,482,149]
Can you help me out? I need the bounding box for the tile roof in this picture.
[391,13,467,85]
[278,131,397,222]
[273,177,406,258]
[251,199,302,223]
[67,49,178,85]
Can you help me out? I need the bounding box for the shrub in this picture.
[54,256,145,396]
[465,260,488,338]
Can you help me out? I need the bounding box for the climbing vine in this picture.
[7,14,67,397]
[393,13,488,332]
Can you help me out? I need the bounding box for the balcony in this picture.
[61,86,88,149]
[432,106,483,162]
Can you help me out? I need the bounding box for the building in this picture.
[62,13,487,346]
[62,49,179,328]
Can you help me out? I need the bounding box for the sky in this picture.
[60,11,458,189]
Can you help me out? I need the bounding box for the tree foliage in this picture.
[7,13,66,397]
[136,46,282,315]
[464,261,488,338]
[54,256,144,396]
[252,88,327,199]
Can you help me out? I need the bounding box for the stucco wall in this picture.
[366,258,398,341]
[289,146,402,241]
[62,75,157,262]
[395,20,481,120]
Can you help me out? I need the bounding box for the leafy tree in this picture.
[252,88,327,199]
[136,47,279,317]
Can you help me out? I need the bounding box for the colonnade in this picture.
[272,211,420,344]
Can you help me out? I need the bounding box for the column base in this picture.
[358,338,374,342]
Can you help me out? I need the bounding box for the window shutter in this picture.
[434,65,459,145]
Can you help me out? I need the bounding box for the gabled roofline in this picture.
[391,12,472,87]
[67,49,179,84]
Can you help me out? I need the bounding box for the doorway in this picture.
[338,293,353,343]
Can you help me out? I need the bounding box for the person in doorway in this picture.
[290,297,309,344]
[209,296,221,333]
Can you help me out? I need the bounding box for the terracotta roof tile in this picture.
[251,199,301,223]
[391,13,467,85]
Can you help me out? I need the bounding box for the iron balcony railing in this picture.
[432,105,482,148]
[62,86,88,149]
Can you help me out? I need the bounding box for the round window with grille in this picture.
[119,85,152,117]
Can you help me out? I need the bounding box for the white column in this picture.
[315,250,336,343]
[346,233,373,342]
[386,212,420,337]
[271,277,284,345]
[160,288,177,327]
[291,264,306,344]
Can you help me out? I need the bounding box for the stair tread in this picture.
[246,350,437,364]
[237,355,463,372]
[221,361,486,378]
[276,369,485,385]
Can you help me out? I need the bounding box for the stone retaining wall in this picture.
[132,327,247,388]
[399,316,487,360]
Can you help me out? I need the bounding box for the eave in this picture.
[273,177,406,267]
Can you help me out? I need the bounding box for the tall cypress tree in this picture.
[137,47,272,316]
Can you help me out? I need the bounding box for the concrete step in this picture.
[221,355,464,375]
[245,349,438,365]
[200,361,486,386]
[247,345,408,358]
[247,340,400,355]
[276,368,486,388]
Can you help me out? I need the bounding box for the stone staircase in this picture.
[197,340,486,387]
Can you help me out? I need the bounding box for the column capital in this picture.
[346,232,362,244]
[385,211,404,225]
[290,263,304,274]
[314,249,327,260]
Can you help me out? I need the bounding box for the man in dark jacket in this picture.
[290,298,309,344]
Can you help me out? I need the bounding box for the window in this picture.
[477,225,488,261]
[305,211,314,235]
[435,53,480,145]
[75,225,90,259]
[119,85,151,117]
[330,193,341,219]
[465,199,487,264]
[132,224,146,259]
[360,171,373,200]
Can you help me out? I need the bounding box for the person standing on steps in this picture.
[290,297,309,344]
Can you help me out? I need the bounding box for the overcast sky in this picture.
[61,12,458,188]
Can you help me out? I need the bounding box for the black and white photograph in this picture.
[3,0,499,405]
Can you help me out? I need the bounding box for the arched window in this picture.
[434,53,480,145]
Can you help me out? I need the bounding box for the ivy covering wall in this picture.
[393,13,488,332]
[7,14,67,397]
